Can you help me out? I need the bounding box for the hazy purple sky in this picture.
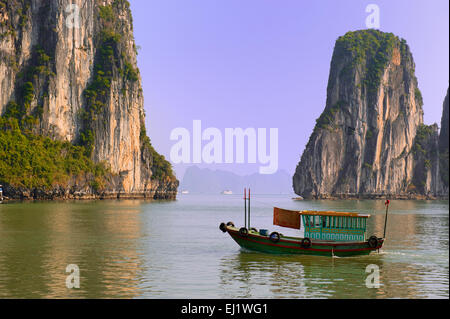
[130,0,449,180]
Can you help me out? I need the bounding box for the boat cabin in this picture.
[273,208,370,242]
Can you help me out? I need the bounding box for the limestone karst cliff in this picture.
[0,0,178,199]
[438,88,449,195]
[293,30,447,199]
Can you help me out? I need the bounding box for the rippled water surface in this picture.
[0,195,448,298]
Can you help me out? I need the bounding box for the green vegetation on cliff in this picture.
[334,30,419,100]
[315,100,346,130]
[1,44,53,131]
[336,30,395,86]
[412,124,435,157]
[409,124,439,194]
[0,118,108,190]
[140,122,175,182]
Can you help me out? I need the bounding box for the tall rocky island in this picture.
[0,0,178,199]
[293,30,448,199]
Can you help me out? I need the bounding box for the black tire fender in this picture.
[368,235,379,248]
[301,237,312,249]
[226,221,235,227]
[239,227,249,237]
[269,232,280,243]
[219,222,227,233]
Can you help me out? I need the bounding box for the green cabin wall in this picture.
[301,215,367,241]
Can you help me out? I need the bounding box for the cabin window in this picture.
[325,216,332,228]
[354,217,367,230]
[305,215,325,228]
[315,216,322,227]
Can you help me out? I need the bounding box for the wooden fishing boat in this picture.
[219,189,388,257]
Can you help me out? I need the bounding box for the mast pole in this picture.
[383,199,390,239]
[248,188,251,229]
[244,188,247,228]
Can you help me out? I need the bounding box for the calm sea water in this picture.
[0,195,448,299]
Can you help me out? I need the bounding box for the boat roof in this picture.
[299,210,370,218]
[273,207,371,218]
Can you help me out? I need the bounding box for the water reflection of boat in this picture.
[218,252,388,298]
[219,189,388,257]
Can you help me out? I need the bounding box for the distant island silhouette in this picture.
[180,166,294,194]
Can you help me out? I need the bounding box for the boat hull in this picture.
[226,226,383,257]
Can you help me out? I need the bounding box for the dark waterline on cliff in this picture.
[0,195,448,298]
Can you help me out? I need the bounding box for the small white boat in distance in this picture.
[181,190,189,194]
[222,190,233,195]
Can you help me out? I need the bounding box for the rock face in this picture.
[438,88,449,195]
[293,30,447,199]
[0,0,178,199]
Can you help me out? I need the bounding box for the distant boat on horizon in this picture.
[181,190,189,194]
[221,190,233,195]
